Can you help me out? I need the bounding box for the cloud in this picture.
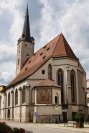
[0,0,42,85]
[0,62,15,85]
[0,42,16,62]
[0,0,26,85]
[0,0,89,85]
[39,0,89,78]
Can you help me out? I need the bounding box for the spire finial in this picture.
[26,3,29,15]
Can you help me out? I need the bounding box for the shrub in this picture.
[0,122,25,133]
[19,128,25,133]
[13,128,20,133]
[13,128,25,133]
[75,111,84,123]
[0,122,12,133]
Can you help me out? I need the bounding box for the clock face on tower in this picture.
[37,88,52,104]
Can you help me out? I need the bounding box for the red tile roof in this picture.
[34,79,60,88]
[7,34,78,88]
[52,34,77,59]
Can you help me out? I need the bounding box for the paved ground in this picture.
[0,120,89,133]
[38,123,89,133]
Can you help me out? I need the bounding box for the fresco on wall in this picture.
[37,88,52,104]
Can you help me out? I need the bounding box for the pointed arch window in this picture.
[57,69,63,86]
[8,92,10,107]
[11,91,14,107]
[57,69,64,103]
[5,94,7,107]
[22,86,26,104]
[71,70,76,103]
[15,89,18,105]
[0,96,1,108]
[48,64,52,80]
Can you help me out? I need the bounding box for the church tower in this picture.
[16,5,35,75]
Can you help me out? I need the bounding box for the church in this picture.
[0,5,87,123]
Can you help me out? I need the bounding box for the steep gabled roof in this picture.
[52,34,77,59]
[7,34,78,88]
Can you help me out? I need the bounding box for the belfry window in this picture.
[57,69,64,104]
[15,89,18,105]
[18,59,19,65]
[48,64,52,80]
[27,53,29,56]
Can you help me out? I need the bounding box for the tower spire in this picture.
[16,4,35,75]
[22,4,31,42]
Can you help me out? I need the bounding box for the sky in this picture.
[0,0,89,85]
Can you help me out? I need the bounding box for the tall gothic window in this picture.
[0,96,1,108]
[57,69,64,103]
[15,89,18,105]
[22,86,26,104]
[11,91,14,107]
[48,64,52,80]
[5,94,7,107]
[71,70,76,103]
[8,92,10,107]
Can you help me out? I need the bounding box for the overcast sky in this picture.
[0,0,89,85]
